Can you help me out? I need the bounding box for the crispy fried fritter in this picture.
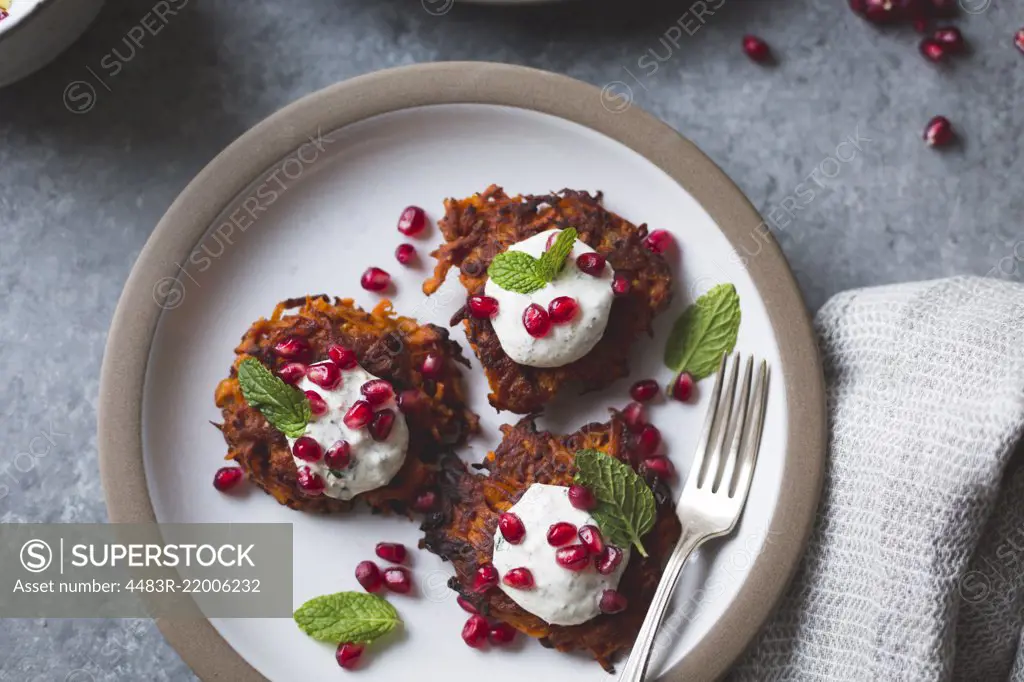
[424,186,673,414]
[420,415,681,671]
[214,296,479,514]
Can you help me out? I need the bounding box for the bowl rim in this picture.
[0,0,62,39]
[97,61,826,682]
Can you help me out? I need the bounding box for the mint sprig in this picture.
[663,283,741,381]
[574,448,656,557]
[293,591,402,643]
[487,228,579,294]
[237,357,311,438]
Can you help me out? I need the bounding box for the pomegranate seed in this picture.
[741,35,771,63]
[472,564,499,592]
[522,303,552,338]
[306,362,342,390]
[612,272,631,296]
[413,490,437,512]
[328,345,358,369]
[856,0,902,24]
[599,589,628,614]
[397,389,421,414]
[296,466,325,494]
[397,205,427,236]
[336,642,364,670]
[546,522,578,546]
[383,566,413,594]
[395,243,416,265]
[576,252,606,276]
[324,440,352,470]
[490,623,517,645]
[292,436,323,462]
[1015,28,1024,55]
[213,467,243,491]
[919,37,946,62]
[568,485,597,511]
[498,512,526,544]
[644,456,676,479]
[595,546,625,575]
[548,296,580,324]
[369,409,396,441]
[671,371,695,402]
[555,545,591,571]
[305,390,328,417]
[467,295,500,318]
[343,400,373,429]
[420,352,443,379]
[924,116,955,147]
[630,379,659,402]
[355,560,383,592]
[933,26,964,52]
[622,401,647,433]
[636,424,662,457]
[457,595,479,614]
[502,567,535,589]
[361,379,394,406]
[273,336,311,361]
[360,267,391,292]
[461,614,489,648]
[578,525,605,555]
[375,542,407,564]
[278,362,306,385]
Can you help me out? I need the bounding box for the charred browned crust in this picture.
[423,185,673,414]
[214,296,480,514]
[420,415,681,671]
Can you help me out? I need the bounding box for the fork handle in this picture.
[617,526,707,682]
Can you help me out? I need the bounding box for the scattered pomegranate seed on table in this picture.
[461,614,490,648]
[360,266,391,292]
[643,229,675,254]
[343,400,373,429]
[636,424,662,457]
[296,467,325,494]
[383,566,413,594]
[489,623,517,645]
[629,379,659,403]
[612,272,631,297]
[502,567,535,589]
[567,484,596,511]
[522,303,552,338]
[599,589,628,614]
[472,564,499,592]
[360,379,394,406]
[548,296,579,324]
[924,116,955,147]
[419,352,443,379]
[277,362,306,385]
[324,440,352,469]
[578,525,605,555]
[933,26,965,52]
[369,409,396,441]
[546,521,578,546]
[213,466,243,492]
[375,542,407,564]
[919,37,947,62]
[397,205,427,236]
[595,546,624,575]
[457,595,479,614]
[1014,28,1024,54]
[306,361,341,390]
[554,545,591,571]
[670,371,695,402]
[336,642,364,670]
[355,560,384,592]
[644,456,676,480]
[622,401,647,433]
[328,344,358,369]
[413,490,437,512]
[467,295,499,318]
[742,35,772,63]
[395,243,416,265]
[273,336,311,361]
[304,390,328,416]
[498,512,526,544]
[575,252,606,276]
[292,436,322,462]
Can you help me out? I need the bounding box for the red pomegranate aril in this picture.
[361,379,394,406]
[292,436,323,462]
[741,35,771,63]
[328,344,358,369]
[548,296,580,324]
[213,467,243,492]
[919,37,946,62]
[857,0,902,24]
[671,371,695,402]
[924,116,955,147]
[578,525,605,555]
[502,567,535,589]
[296,466,325,494]
[397,205,427,236]
[461,614,489,648]
[305,390,328,417]
[933,26,964,52]
[278,362,307,385]
[499,512,527,544]
[467,295,500,318]
[547,521,578,547]
[360,267,391,292]
[413,490,437,513]
[522,303,552,338]
[568,484,597,511]
[612,272,631,297]
[324,440,352,470]
[420,352,443,379]
[555,545,591,571]
[375,542,407,564]
[457,595,479,614]
[343,400,373,429]
[397,389,421,414]
[395,243,417,265]
[630,379,659,403]
[273,336,312,361]
[575,252,606,276]
[472,564,499,592]
[355,560,384,592]
[599,589,628,614]
[636,424,662,457]
[369,409,396,441]
[383,566,413,594]
[490,623,517,645]
[644,456,676,479]
[1015,28,1024,55]
[622,401,647,433]
[336,642,364,670]
[307,362,342,390]
[595,546,624,575]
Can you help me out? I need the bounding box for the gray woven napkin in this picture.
[728,277,1024,682]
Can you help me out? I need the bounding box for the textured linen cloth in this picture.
[728,277,1024,682]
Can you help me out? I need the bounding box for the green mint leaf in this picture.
[487,250,547,294]
[293,591,401,644]
[574,448,656,558]
[237,357,311,438]
[536,228,578,281]
[663,283,741,380]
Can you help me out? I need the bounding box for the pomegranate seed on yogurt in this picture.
[343,400,373,429]
[305,390,328,417]
[306,362,341,390]
[499,512,526,544]
[522,303,551,338]
[277,362,307,385]
[502,567,535,589]
[546,522,578,546]
[555,545,591,571]
[575,252,606,277]
[548,296,579,324]
[360,379,394,406]
[292,436,322,462]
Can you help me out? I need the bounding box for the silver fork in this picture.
[617,353,770,682]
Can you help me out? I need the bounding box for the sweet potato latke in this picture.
[420,415,681,671]
[424,186,673,414]
[214,296,479,514]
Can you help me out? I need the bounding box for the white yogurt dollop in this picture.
[485,230,614,368]
[287,365,409,500]
[492,483,629,626]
